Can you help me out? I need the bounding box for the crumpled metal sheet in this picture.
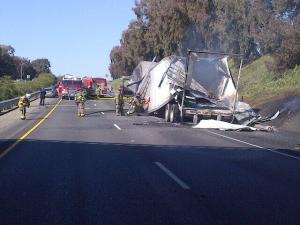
[193,119,274,132]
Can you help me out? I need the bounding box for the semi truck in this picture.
[127,51,259,125]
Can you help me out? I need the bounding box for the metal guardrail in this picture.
[0,90,44,114]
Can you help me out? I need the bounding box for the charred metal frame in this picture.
[180,50,244,122]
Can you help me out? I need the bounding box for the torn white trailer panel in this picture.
[128,61,157,93]
[187,53,237,110]
[193,119,257,131]
[140,57,178,113]
[193,119,274,132]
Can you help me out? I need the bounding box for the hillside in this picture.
[238,55,300,105]
[0,73,57,101]
[237,55,300,132]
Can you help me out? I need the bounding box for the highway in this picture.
[0,98,299,225]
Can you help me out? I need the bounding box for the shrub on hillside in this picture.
[0,76,18,101]
[268,30,300,77]
[0,73,56,101]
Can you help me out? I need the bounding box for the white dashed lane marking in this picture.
[113,124,122,130]
[155,161,190,190]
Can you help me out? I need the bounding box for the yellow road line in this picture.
[96,98,115,100]
[59,97,128,100]
[0,98,62,160]
[54,105,114,111]
[94,97,129,100]
[85,108,114,110]
[46,104,112,107]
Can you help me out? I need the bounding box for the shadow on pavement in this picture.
[0,139,299,225]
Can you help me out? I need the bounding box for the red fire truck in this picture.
[82,76,108,97]
[57,75,83,99]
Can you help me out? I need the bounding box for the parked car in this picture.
[45,87,58,98]
[62,88,78,100]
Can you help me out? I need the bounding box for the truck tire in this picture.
[170,104,179,123]
[193,114,199,125]
[165,104,171,122]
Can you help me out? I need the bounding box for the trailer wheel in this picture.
[193,114,200,125]
[170,104,179,123]
[165,104,171,122]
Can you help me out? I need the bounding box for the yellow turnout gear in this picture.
[76,92,86,117]
[115,92,124,115]
[18,96,30,120]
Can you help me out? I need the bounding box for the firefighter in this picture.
[75,90,86,117]
[95,85,102,98]
[127,94,144,115]
[115,86,124,116]
[18,94,31,120]
[39,88,46,106]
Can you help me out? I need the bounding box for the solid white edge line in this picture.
[206,130,264,149]
[265,149,300,160]
[154,162,190,190]
[207,130,300,160]
[113,124,122,130]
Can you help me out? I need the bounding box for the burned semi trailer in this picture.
[128,51,258,124]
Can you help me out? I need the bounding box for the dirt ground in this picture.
[251,94,300,133]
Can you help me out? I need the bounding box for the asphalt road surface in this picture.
[0,98,299,225]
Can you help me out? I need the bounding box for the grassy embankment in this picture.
[0,73,57,101]
[232,55,300,105]
[110,78,131,92]
[110,79,122,92]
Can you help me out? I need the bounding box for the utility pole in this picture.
[20,63,23,80]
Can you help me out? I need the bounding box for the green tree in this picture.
[0,45,15,56]
[109,46,128,79]
[109,0,300,78]
[31,58,51,74]
[0,45,17,78]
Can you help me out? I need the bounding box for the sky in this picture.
[0,0,136,78]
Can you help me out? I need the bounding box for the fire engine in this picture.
[57,75,83,99]
[82,76,108,97]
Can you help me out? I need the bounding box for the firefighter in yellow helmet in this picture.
[95,85,102,98]
[75,90,86,117]
[127,94,144,115]
[115,86,124,116]
[18,94,31,120]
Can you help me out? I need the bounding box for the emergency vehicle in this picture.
[82,76,108,97]
[57,75,83,99]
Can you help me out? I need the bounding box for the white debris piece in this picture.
[270,111,280,120]
[193,119,257,131]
